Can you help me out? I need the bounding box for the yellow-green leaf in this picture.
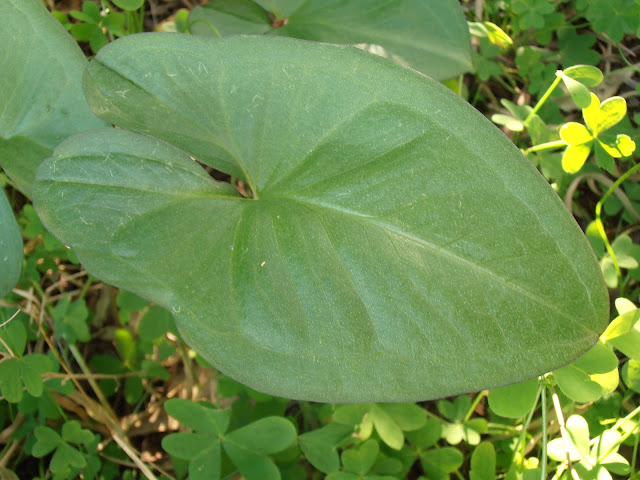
[598,97,627,133]
[616,134,636,157]
[583,94,627,136]
[598,139,624,158]
[559,122,592,145]
[562,144,592,173]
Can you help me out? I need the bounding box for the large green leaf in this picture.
[189,0,472,81]
[33,34,608,402]
[0,189,22,298]
[0,0,107,196]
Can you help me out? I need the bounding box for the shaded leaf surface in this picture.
[34,34,608,402]
[0,0,107,195]
[189,0,472,80]
[0,189,22,298]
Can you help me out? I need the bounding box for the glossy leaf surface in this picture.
[189,0,472,81]
[34,34,608,402]
[0,0,108,196]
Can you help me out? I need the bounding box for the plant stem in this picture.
[551,387,580,480]
[595,162,640,284]
[540,383,548,480]
[511,383,542,466]
[464,390,487,422]
[524,140,567,155]
[523,74,562,128]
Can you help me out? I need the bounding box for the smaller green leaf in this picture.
[52,297,90,343]
[61,420,94,445]
[32,426,63,457]
[602,308,640,341]
[590,368,619,394]
[161,432,217,460]
[111,0,144,11]
[405,420,442,449]
[437,396,468,423]
[488,378,539,418]
[102,12,127,36]
[559,73,592,109]
[224,416,297,455]
[470,442,496,480]
[124,376,143,405]
[484,22,512,48]
[571,341,618,374]
[114,328,137,366]
[607,323,640,360]
[165,399,230,434]
[342,439,379,476]
[0,358,22,402]
[0,320,26,356]
[70,22,102,42]
[379,403,426,431]
[615,297,636,315]
[370,404,404,450]
[621,359,640,392]
[420,447,464,474]
[554,365,603,403]
[21,353,52,397]
[566,415,590,456]
[189,445,222,480]
[442,423,465,445]
[600,452,631,475]
[491,114,524,132]
[138,306,173,341]
[333,405,368,426]
[299,423,353,474]
[52,443,86,473]
[562,65,603,87]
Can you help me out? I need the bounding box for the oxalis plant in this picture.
[26,30,609,403]
[2,0,609,405]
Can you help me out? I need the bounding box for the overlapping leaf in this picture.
[0,0,107,196]
[188,0,472,81]
[33,34,608,402]
[0,189,22,298]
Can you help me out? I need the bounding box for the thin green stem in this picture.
[523,74,563,128]
[524,140,567,155]
[68,343,117,420]
[512,383,542,466]
[631,427,639,474]
[617,44,640,75]
[464,390,487,422]
[595,163,640,283]
[540,383,548,480]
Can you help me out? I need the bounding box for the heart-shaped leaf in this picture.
[0,190,22,298]
[0,0,108,196]
[33,34,608,402]
[189,0,473,81]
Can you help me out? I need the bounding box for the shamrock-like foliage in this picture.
[560,93,636,173]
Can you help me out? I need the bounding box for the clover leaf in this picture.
[560,93,636,173]
[32,421,96,476]
[547,415,631,478]
[162,399,296,480]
